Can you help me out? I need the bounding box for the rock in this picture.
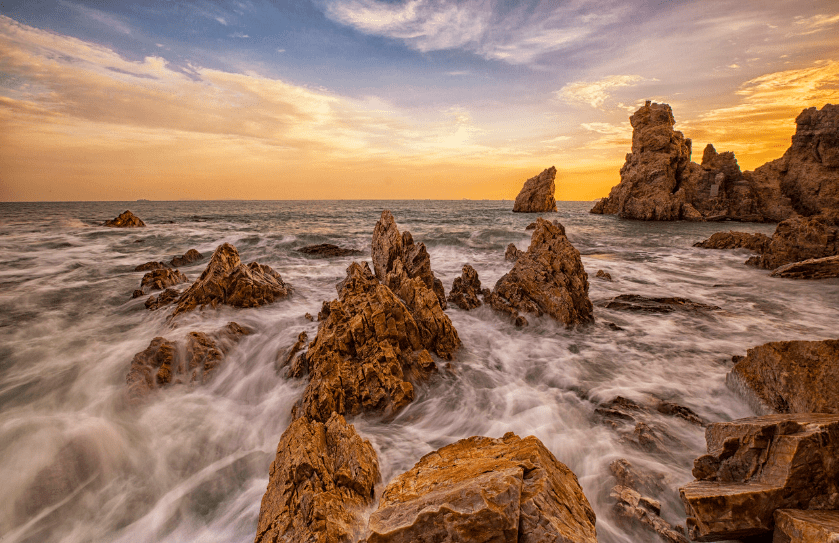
[611,485,690,543]
[693,231,772,252]
[371,210,447,309]
[774,509,839,543]
[279,331,309,378]
[297,244,363,257]
[170,249,203,267]
[447,264,482,310]
[125,322,251,401]
[504,243,523,262]
[681,203,704,222]
[103,210,145,227]
[135,268,188,297]
[596,269,612,281]
[600,294,720,313]
[254,413,379,543]
[610,458,666,497]
[752,214,839,269]
[304,312,315,321]
[679,414,839,542]
[595,396,704,455]
[365,432,597,543]
[172,243,291,316]
[513,166,558,213]
[526,222,537,230]
[145,288,180,310]
[134,261,167,271]
[727,339,839,415]
[770,254,839,278]
[488,218,593,327]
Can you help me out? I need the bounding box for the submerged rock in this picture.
[693,231,771,252]
[611,485,689,543]
[103,210,145,227]
[254,413,379,543]
[595,269,612,281]
[172,243,291,316]
[727,339,839,415]
[447,264,482,310]
[365,432,597,543]
[526,221,537,230]
[297,244,363,257]
[170,249,203,267]
[600,294,720,313]
[513,166,558,213]
[770,254,839,278]
[488,218,593,327]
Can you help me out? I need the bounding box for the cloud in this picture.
[579,121,632,149]
[793,13,839,35]
[558,75,648,108]
[59,1,133,35]
[229,32,250,38]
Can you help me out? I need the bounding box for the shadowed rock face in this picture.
[513,166,557,213]
[727,339,839,415]
[365,432,597,543]
[145,288,180,310]
[447,264,482,310]
[488,218,593,327]
[254,413,380,543]
[103,210,145,227]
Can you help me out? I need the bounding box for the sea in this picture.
[0,200,837,543]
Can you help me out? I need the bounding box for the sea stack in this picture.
[513,166,557,213]
[103,210,145,227]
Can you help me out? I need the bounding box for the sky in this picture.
[0,0,838,201]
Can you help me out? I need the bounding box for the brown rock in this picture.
[727,339,839,415]
[172,243,291,316]
[447,264,482,310]
[104,210,145,227]
[489,218,593,327]
[770,254,839,278]
[145,288,180,310]
[135,261,167,271]
[504,242,523,262]
[254,413,380,543]
[304,312,315,321]
[679,414,839,541]
[600,294,720,313]
[170,248,203,267]
[297,244,363,257]
[365,432,597,543]
[753,214,839,269]
[513,166,558,213]
[611,485,689,543]
[610,458,666,497]
[774,509,839,543]
[693,231,772,252]
[125,322,251,401]
[526,222,537,230]
[135,268,188,297]
[595,269,612,281]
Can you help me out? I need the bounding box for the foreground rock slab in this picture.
[679,414,839,542]
[104,210,146,227]
[513,166,558,213]
[727,339,839,415]
[774,509,839,543]
[254,413,379,543]
[365,432,597,543]
[770,254,839,279]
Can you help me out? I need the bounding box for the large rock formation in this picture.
[125,322,251,401]
[172,243,291,316]
[750,214,839,269]
[487,218,593,327]
[513,166,558,213]
[364,432,597,543]
[104,210,146,227]
[679,414,839,541]
[727,339,839,415]
[254,413,380,543]
[447,264,482,310]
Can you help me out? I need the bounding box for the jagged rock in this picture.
[170,249,203,267]
[103,210,145,227]
[610,458,666,497]
[145,288,180,310]
[774,509,839,543]
[596,269,612,281]
[365,432,597,543]
[133,268,188,298]
[513,166,558,213]
[297,244,363,257]
[254,414,379,543]
[504,243,523,262]
[293,262,456,423]
[611,485,689,543]
[679,414,839,542]
[447,264,482,310]
[172,243,291,316]
[600,294,720,313]
[489,218,593,327]
[727,339,839,415]
[125,322,251,401]
[371,210,447,309]
[135,261,167,271]
[526,222,537,230]
[693,231,772,252]
[770,254,839,278]
[751,214,839,269]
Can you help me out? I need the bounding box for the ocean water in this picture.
[0,200,837,543]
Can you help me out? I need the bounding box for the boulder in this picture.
[693,231,772,252]
[751,214,839,269]
[770,254,839,278]
[679,414,839,541]
[727,339,839,415]
[488,218,593,327]
[513,167,558,213]
[297,244,363,257]
[599,294,720,313]
[125,322,251,401]
[134,268,188,297]
[254,413,380,543]
[774,509,839,543]
[103,210,145,227]
[595,269,612,281]
[505,243,523,262]
[365,432,597,543]
[172,243,291,316]
[135,261,167,272]
[145,288,180,310]
[170,249,203,267]
[447,264,482,310]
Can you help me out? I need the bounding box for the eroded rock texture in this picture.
[447,264,482,310]
[125,322,251,401]
[145,288,180,310]
[172,243,291,316]
[104,210,145,227]
[751,214,839,269]
[727,339,839,415]
[365,432,597,543]
[254,413,380,543]
[774,509,839,543]
[513,166,558,213]
[488,218,593,327]
[135,261,167,271]
[679,414,839,542]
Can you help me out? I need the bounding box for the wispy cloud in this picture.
[558,75,649,108]
[793,13,839,35]
[579,121,632,149]
[229,32,249,38]
[59,1,133,35]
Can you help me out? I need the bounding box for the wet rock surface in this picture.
[279,331,309,378]
[595,269,612,281]
[447,264,482,310]
[145,288,180,310]
[679,414,839,542]
[134,268,188,297]
[365,432,597,543]
[297,244,363,257]
[693,231,772,252]
[773,509,839,543]
[770,254,839,278]
[595,396,705,454]
[727,339,839,415]
[600,294,720,313]
[488,218,593,327]
[513,166,558,213]
[254,413,380,543]
[172,243,291,316]
[103,210,146,227]
[170,249,203,267]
